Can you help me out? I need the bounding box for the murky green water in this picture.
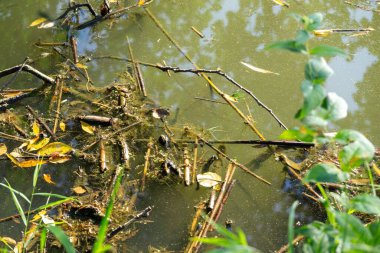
[0,0,379,252]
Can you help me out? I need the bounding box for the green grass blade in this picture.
[288,201,299,253]
[33,192,70,199]
[48,225,76,253]
[37,198,76,211]
[40,227,47,253]
[0,183,31,204]
[4,180,27,226]
[92,171,123,253]
[33,162,42,188]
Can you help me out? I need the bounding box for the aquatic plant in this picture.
[267,12,380,252]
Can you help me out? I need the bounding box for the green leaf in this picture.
[92,170,123,253]
[297,80,325,119]
[266,40,306,53]
[335,130,375,171]
[305,57,334,83]
[335,212,371,243]
[368,222,380,245]
[302,114,328,127]
[37,198,76,211]
[303,163,349,183]
[350,194,380,215]
[40,227,47,253]
[0,183,31,204]
[309,45,346,57]
[4,179,27,226]
[48,225,76,253]
[305,13,323,31]
[295,30,311,45]
[321,92,348,121]
[288,201,299,253]
[33,193,70,199]
[279,127,316,142]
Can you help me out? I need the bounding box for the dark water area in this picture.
[0,1,379,252]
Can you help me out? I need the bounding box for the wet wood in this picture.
[99,139,107,172]
[183,146,191,186]
[192,137,198,184]
[70,36,79,64]
[119,138,130,167]
[191,26,204,38]
[189,201,206,236]
[140,141,152,191]
[76,115,119,126]
[106,206,152,239]
[53,78,64,134]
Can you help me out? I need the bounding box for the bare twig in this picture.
[0,64,55,85]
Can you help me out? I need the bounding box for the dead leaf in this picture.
[28,138,50,152]
[30,210,46,222]
[138,0,146,6]
[59,121,66,132]
[72,186,86,195]
[32,121,40,136]
[241,61,279,75]
[38,21,56,29]
[313,30,332,37]
[272,0,290,7]
[6,153,47,168]
[43,174,56,185]
[41,215,55,225]
[0,237,17,246]
[49,155,70,164]
[29,17,47,27]
[0,143,7,156]
[371,162,380,177]
[80,121,95,135]
[38,142,72,156]
[197,172,222,187]
[75,63,88,69]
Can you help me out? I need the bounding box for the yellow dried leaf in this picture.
[6,153,47,168]
[75,63,88,69]
[241,61,279,75]
[0,236,17,246]
[32,121,40,136]
[49,155,70,164]
[30,210,46,222]
[29,17,47,27]
[272,0,289,7]
[197,172,222,188]
[72,186,86,195]
[372,162,380,177]
[0,143,7,156]
[43,174,56,185]
[38,142,72,156]
[80,121,95,135]
[59,121,66,132]
[138,0,146,6]
[28,138,50,152]
[313,30,332,37]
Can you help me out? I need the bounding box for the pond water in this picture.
[0,0,379,252]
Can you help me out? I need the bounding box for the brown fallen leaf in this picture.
[0,143,7,156]
[43,174,56,185]
[72,186,86,195]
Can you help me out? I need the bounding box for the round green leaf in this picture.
[303,163,349,183]
[350,194,380,215]
[322,92,348,121]
[305,57,334,83]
